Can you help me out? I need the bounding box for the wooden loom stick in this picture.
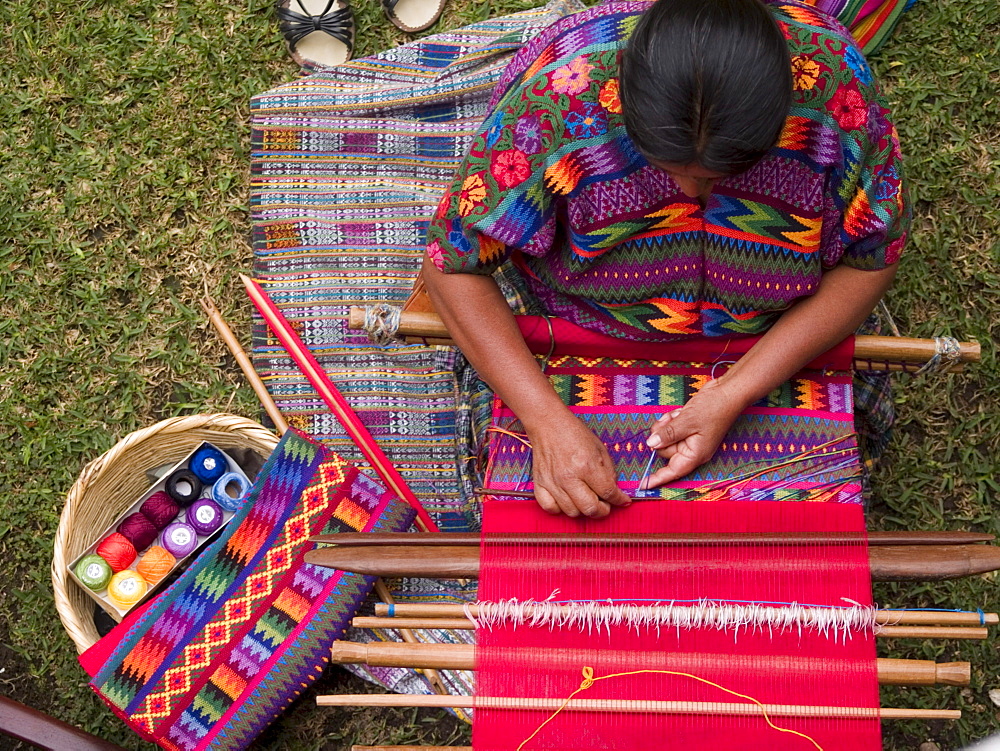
[350,617,988,640]
[317,693,961,720]
[328,641,973,686]
[241,274,438,533]
[309,531,995,547]
[346,307,981,366]
[351,617,993,638]
[303,543,1000,581]
[201,295,290,435]
[369,603,999,626]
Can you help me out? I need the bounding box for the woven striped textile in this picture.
[485,353,863,503]
[87,430,416,750]
[249,0,585,530]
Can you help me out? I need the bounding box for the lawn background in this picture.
[1,0,997,748]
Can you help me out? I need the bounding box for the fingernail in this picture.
[646,435,662,449]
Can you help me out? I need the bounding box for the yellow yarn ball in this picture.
[107,570,148,610]
[137,545,176,585]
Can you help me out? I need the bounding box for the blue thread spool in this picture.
[190,445,228,483]
[212,471,251,512]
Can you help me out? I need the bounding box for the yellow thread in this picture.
[516,666,824,751]
[486,426,533,449]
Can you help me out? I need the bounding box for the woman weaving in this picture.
[422,0,909,519]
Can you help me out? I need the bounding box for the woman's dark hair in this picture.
[619,0,793,176]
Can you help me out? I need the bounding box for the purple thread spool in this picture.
[161,522,198,558]
[117,512,159,552]
[186,498,223,536]
[140,491,181,529]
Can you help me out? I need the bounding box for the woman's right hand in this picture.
[525,413,631,519]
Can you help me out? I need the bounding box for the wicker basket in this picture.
[52,413,281,654]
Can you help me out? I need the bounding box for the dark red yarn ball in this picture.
[96,532,137,572]
[117,512,159,551]
[140,491,180,529]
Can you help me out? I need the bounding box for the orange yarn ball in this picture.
[136,545,176,585]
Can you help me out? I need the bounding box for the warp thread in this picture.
[517,666,823,751]
[915,336,962,376]
[362,303,402,346]
[468,598,884,643]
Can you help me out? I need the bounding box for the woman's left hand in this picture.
[642,380,746,489]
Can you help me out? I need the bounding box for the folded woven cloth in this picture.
[83,429,415,750]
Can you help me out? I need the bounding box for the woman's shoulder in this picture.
[489,2,648,110]
[769,0,882,103]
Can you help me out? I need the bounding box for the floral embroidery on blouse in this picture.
[427,1,910,341]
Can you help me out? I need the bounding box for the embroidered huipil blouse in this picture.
[426,1,909,341]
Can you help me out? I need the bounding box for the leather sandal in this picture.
[381,0,447,33]
[276,0,354,69]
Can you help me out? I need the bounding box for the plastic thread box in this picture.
[67,441,252,620]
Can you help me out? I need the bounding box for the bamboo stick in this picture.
[370,603,998,627]
[303,543,1000,582]
[309,531,996,547]
[201,295,289,434]
[347,307,980,367]
[329,641,972,687]
[876,626,988,640]
[352,616,993,638]
[317,693,961,720]
[353,617,988,639]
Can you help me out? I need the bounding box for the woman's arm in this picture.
[643,262,899,487]
[421,255,631,518]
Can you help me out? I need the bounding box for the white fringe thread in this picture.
[465,598,892,644]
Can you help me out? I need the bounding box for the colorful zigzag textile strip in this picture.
[476,331,878,747]
[86,430,415,750]
[485,322,863,503]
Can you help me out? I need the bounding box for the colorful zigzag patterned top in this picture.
[427,0,910,341]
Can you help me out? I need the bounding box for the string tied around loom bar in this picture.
[914,336,961,375]
[516,666,824,751]
[362,303,402,346]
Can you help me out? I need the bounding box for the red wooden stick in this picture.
[241,274,438,533]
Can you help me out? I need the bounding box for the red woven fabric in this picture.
[474,328,877,749]
[475,500,879,750]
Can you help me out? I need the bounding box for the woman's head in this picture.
[619,0,793,177]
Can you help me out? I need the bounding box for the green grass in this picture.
[0,0,997,748]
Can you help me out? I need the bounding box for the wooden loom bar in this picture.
[370,603,998,626]
[328,641,972,686]
[303,543,1000,581]
[309,531,995,547]
[317,693,961,720]
[346,307,981,367]
[351,617,990,639]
